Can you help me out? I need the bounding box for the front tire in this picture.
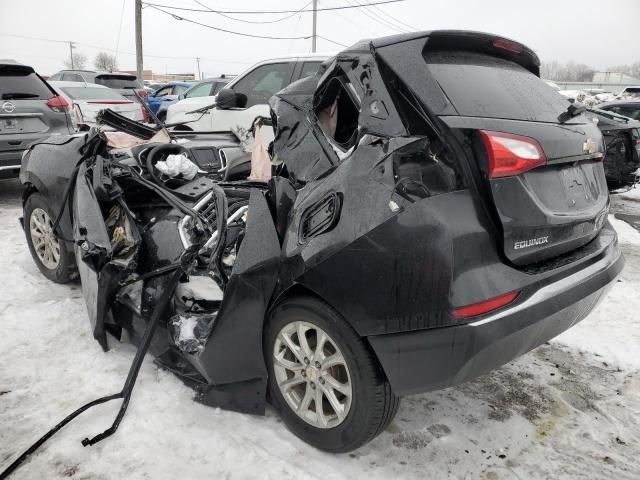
[24,192,75,283]
[265,296,399,452]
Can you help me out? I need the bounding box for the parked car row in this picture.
[0,60,73,178]
[165,54,327,131]
[146,77,229,121]
[48,69,147,103]
[48,81,144,128]
[17,30,626,453]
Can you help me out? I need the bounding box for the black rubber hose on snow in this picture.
[0,246,197,479]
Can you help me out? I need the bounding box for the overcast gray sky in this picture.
[0,0,638,77]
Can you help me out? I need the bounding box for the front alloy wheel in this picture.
[273,321,352,429]
[29,207,61,270]
[24,192,75,283]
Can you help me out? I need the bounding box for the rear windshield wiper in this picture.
[1,92,40,100]
[558,102,586,123]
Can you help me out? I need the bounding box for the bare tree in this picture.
[64,51,87,70]
[94,52,118,72]
[540,60,562,80]
[572,63,595,82]
[541,60,595,82]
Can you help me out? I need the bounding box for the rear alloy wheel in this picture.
[24,193,75,283]
[265,296,400,452]
[273,321,353,429]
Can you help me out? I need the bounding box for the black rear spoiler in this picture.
[367,30,540,77]
[422,31,540,76]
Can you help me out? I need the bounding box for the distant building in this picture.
[122,69,196,81]
[553,71,640,94]
[592,71,640,85]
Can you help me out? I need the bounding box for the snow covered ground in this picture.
[1,178,639,480]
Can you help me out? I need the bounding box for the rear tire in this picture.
[24,192,75,283]
[265,296,399,453]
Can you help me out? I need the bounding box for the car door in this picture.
[183,81,213,99]
[147,85,173,113]
[209,62,294,132]
[295,60,323,81]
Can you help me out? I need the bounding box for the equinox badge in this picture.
[514,236,550,250]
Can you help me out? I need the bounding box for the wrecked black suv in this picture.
[20,31,623,453]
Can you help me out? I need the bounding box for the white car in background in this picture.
[165,54,330,132]
[49,81,145,130]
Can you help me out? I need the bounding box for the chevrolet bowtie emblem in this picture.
[583,138,597,154]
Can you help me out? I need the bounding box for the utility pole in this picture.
[311,0,317,53]
[196,57,201,80]
[135,0,144,81]
[69,41,75,69]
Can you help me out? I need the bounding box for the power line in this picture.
[317,35,348,47]
[0,32,252,65]
[192,0,314,24]
[344,0,409,33]
[141,0,405,15]
[368,2,418,31]
[115,0,127,60]
[146,4,312,40]
[318,0,378,36]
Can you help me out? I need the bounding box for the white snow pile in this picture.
[1,180,639,479]
[558,90,637,108]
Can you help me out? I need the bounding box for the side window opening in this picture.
[376,58,466,200]
[314,76,360,154]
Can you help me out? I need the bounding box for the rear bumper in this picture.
[368,239,624,396]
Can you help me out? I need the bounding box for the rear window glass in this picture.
[424,51,572,123]
[60,87,127,101]
[95,76,141,89]
[0,69,52,100]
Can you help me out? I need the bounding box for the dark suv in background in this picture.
[0,60,73,178]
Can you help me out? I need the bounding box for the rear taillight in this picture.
[493,39,522,54]
[451,291,520,319]
[480,130,547,178]
[47,95,69,112]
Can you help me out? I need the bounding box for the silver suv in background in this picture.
[48,70,147,104]
[0,60,73,178]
